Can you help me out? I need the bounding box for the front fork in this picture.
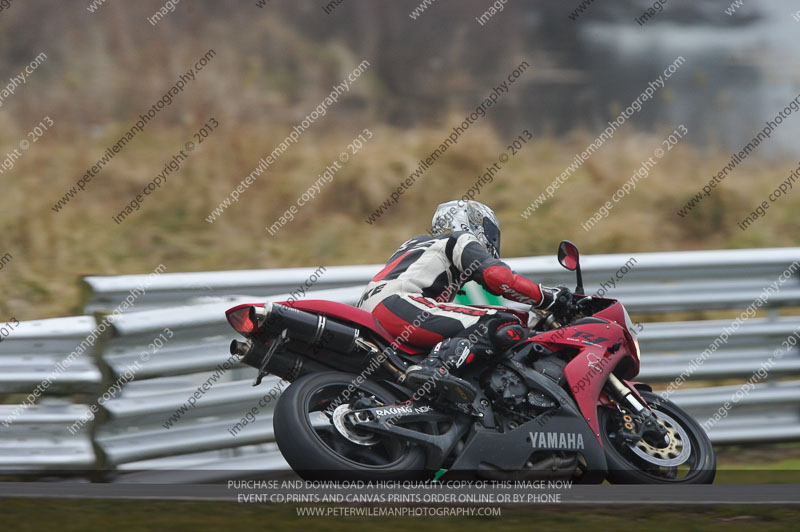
[605,374,669,445]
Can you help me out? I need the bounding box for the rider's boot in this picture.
[403,320,528,405]
[404,338,480,404]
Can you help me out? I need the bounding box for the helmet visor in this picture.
[482,217,501,258]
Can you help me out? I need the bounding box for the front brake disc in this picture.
[627,410,691,467]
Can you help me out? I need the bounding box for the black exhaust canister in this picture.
[252,302,360,355]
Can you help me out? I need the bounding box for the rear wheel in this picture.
[599,391,716,484]
[273,371,427,480]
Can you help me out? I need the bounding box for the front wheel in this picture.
[599,391,716,484]
[273,371,427,481]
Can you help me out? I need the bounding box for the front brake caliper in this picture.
[639,412,670,446]
[615,408,669,448]
[614,411,641,444]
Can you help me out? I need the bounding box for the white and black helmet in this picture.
[431,200,501,259]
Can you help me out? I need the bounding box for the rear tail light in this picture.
[226,306,257,335]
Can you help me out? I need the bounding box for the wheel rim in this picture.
[303,382,412,469]
[331,404,380,446]
[602,399,709,482]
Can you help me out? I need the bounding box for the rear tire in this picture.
[273,371,427,481]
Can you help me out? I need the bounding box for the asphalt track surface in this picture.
[0,483,798,504]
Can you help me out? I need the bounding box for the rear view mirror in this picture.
[558,240,580,271]
[557,240,584,294]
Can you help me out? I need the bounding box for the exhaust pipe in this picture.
[231,336,334,383]
[255,302,361,356]
[230,340,250,358]
[233,303,378,382]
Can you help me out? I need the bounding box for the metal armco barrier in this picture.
[1,247,799,477]
[96,377,284,467]
[0,315,101,471]
[81,247,800,312]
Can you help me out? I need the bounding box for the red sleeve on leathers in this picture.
[481,265,543,306]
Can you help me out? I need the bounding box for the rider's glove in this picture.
[535,285,573,320]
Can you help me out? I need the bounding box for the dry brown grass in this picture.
[1,117,798,321]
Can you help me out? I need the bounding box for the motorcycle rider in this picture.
[357,200,572,405]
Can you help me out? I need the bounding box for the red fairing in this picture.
[225,300,424,354]
[481,265,543,306]
[594,303,628,328]
[563,345,625,447]
[595,301,641,377]
[522,318,640,447]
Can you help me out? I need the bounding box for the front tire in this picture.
[273,371,426,481]
[599,391,716,484]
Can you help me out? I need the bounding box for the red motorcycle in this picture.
[226,241,716,483]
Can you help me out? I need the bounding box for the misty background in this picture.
[0,0,798,320]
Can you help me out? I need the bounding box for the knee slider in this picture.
[492,322,528,350]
